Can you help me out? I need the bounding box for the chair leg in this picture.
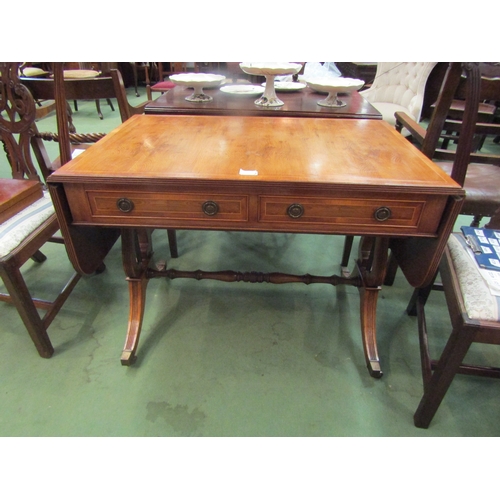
[471,215,483,227]
[383,251,398,285]
[485,208,500,230]
[415,292,433,388]
[66,102,76,134]
[167,229,178,258]
[406,267,439,316]
[340,235,354,276]
[130,63,140,97]
[95,100,104,120]
[31,250,47,263]
[414,325,475,428]
[0,262,54,358]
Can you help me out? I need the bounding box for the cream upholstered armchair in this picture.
[361,62,437,132]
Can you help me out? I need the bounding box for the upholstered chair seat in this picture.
[446,233,500,321]
[437,162,500,217]
[147,79,176,100]
[0,192,55,259]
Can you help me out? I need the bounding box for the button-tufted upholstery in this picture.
[361,62,437,129]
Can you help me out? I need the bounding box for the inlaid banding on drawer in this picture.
[259,196,429,230]
[86,191,248,221]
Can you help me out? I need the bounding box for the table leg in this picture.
[118,229,389,375]
[354,236,390,378]
[121,275,149,365]
[120,228,153,365]
[359,285,383,378]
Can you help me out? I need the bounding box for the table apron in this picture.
[61,184,451,237]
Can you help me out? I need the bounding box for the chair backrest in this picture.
[423,62,500,186]
[1,63,142,182]
[21,68,149,124]
[362,62,437,121]
[109,68,150,121]
[0,62,48,182]
[170,62,190,73]
[53,63,72,166]
[22,74,116,103]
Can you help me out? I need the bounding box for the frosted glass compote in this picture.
[239,62,303,107]
[306,77,364,107]
[169,73,226,102]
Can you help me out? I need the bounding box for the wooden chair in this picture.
[0,62,84,357]
[21,69,178,259]
[63,63,116,119]
[129,63,152,97]
[388,63,500,292]
[436,63,500,151]
[388,62,500,428]
[413,228,500,428]
[146,62,196,100]
[21,69,147,137]
[395,64,500,229]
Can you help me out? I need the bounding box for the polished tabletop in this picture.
[144,83,382,119]
[49,114,456,191]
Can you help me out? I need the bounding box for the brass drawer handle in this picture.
[374,206,392,222]
[287,203,304,219]
[117,198,134,213]
[202,200,219,216]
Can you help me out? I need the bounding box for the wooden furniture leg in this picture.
[167,229,178,259]
[94,99,115,120]
[121,275,149,365]
[118,227,389,373]
[120,228,153,365]
[353,236,390,378]
[0,262,54,358]
[129,63,140,97]
[340,235,354,277]
[414,324,476,428]
[358,285,383,377]
[383,251,399,286]
[95,100,103,120]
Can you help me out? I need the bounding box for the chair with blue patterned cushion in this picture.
[413,229,500,428]
[0,62,85,357]
[407,63,500,427]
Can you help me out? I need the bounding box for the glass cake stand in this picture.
[239,63,303,107]
[169,73,226,102]
[306,77,364,107]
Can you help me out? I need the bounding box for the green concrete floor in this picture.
[1,84,500,439]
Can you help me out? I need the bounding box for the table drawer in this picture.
[259,195,444,233]
[82,190,248,222]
